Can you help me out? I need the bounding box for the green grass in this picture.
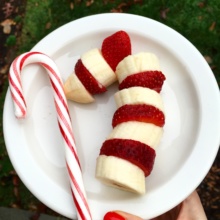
[19,0,220,85]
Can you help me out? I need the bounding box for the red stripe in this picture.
[50,81,72,133]
[10,90,26,117]
[13,56,22,85]
[100,138,156,177]
[112,104,165,127]
[58,122,80,167]
[50,79,70,117]
[71,189,86,220]
[67,163,92,220]
[9,75,26,111]
[119,70,166,92]
[40,62,71,118]
[75,59,106,95]
[55,101,75,142]
[19,51,43,69]
[40,62,63,87]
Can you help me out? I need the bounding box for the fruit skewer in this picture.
[64,31,131,103]
[96,52,166,194]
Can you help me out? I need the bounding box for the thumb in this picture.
[103,211,143,220]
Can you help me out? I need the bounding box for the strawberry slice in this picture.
[112,104,165,128]
[101,30,132,71]
[75,59,107,95]
[100,138,156,177]
[119,70,166,92]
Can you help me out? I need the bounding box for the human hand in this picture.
[103,190,207,220]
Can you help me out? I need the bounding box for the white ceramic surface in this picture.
[3,13,220,219]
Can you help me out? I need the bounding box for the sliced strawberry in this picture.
[101,30,131,71]
[112,104,165,128]
[75,59,106,95]
[119,70,166,92]
[100,138,156,177]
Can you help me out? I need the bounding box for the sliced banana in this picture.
[116,52,161,83]
[114,86,164,112]
[81,48,117,87]
[107,121,163,150]
[64,48,117,103]
[96,155,145,194]
[96,52,165,195]
[64,73,94,103]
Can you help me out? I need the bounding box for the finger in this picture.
[151,204,182,220]
[177,190,207,220]
[103,211,143,220]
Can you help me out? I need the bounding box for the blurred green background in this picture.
[0,0,219,219]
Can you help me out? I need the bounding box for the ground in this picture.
[0,0,219,220]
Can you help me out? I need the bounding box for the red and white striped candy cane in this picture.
[8,51,92,220]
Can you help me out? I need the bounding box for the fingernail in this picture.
[104,211,125,220]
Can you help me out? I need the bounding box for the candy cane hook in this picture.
[8,51,92,220]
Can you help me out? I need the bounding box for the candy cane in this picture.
[8,51,92,220]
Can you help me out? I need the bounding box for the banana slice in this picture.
[114,86,164,112]
[107,121,163,150]
[64,73,94,103]
[116,52,161,83]
[96,155,145,194]
[81,48,117,87]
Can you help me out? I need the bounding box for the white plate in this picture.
[3,13,220,219]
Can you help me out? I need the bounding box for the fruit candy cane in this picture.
[8,51,92,220]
